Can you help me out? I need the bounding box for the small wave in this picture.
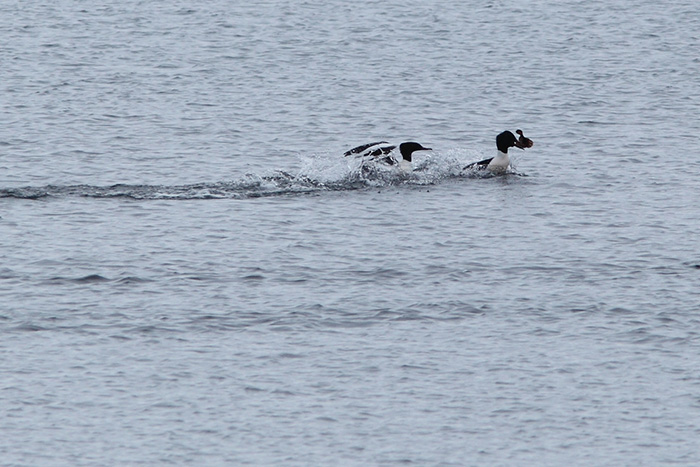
[10,323,47,332]
[115,276,154,284]
[74,274,111,283]
[41,274,111,285]
[41,274,154,285]
[0,150,525,201]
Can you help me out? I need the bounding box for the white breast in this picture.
[486,151,510,172]
[399,159,413,173]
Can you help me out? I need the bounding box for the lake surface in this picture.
[2,0,700,464]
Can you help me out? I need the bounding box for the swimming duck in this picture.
[344,141,432,172]
[464,130,533,173]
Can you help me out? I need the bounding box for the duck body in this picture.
[464,130,532,173]
[344,141,432,172]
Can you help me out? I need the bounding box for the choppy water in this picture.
[2,0,700,464]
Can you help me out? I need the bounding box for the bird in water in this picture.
[516,129,534,148]
[464,130,534,173]
[344,141,432,173]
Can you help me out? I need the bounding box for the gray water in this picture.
[2,0,700,465]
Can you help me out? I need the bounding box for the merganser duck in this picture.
[344,141,432,172]
[464,130,533,173]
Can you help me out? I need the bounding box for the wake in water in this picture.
[0,149,524,200]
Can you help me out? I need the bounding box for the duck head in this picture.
[398,142,432,162]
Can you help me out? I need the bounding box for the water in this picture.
[2,0,700,464]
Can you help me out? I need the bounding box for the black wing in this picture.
[343,141,389,157]
[463,158,493,170]
[365,145,397,165]
[365,145,396,158]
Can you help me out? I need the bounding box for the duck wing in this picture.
[343,141,389,156]
[463,157,493,170]
[365,145,396,158]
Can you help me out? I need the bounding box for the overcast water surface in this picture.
[2,0,700,465]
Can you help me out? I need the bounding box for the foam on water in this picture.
[0,148,525,200]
